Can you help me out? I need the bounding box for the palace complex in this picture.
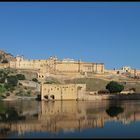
[8,55,104,79]
[1,51,140,79]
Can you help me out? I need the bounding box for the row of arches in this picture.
[44,95,55,101]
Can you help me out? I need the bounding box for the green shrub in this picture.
[0,55,2,61]
[106,81,124,93]
[32,78,38,82]
[6,93,10,96]
[27,91,31,95]
[26,91,31,96]
[7,76,18,86]
[0,85,6,94]
[0,77,5,83]
[16,74,25,80]
[19,83,22,86]
[0,70,7,83]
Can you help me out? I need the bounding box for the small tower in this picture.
[16,55,24,61]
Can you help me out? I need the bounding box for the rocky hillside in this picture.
[0,50,15,63]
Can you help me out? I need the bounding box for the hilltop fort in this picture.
[0,50,140,101]
[0,50,140,79]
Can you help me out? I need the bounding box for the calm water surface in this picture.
[0,100,140,138]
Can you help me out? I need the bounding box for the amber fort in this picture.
[1,51,140,101]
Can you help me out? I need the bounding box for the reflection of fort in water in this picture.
[1,100,140,136]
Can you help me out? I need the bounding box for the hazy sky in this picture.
[0,2,140,69]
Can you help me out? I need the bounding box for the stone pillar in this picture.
[78,60,81,72]
[102,64,104,73]
[41,83,44,100]
[96,63,97,73]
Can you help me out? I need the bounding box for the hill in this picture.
[0,50,15,63]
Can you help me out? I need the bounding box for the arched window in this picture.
[44,95,48,100]
[50,95,55,100]
[117,71,120,74]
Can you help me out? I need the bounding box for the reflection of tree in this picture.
[0,102,6,114]
[0,107,25,122]
[0,106,25,136]
[106,106,124,117]
[108,100,123,108]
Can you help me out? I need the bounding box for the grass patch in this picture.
[45,77,61,84]
[65,78,109,91]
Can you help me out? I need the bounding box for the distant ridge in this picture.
[0,50,15,63]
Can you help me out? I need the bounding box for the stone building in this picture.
[41,83,86,101]
[9,55,104,79]
[105,66,140,77]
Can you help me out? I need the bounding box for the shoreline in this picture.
[2,96,37,101]
[81,94,140,101]
[1,94,140,101]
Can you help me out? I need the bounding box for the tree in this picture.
[0,55,2,61]
[0,70,7,83]
[106,81,124,93]
[16,74,25,80]
[4,83,14,91]
[0,107,25,122]
[0,85,6,94]
[6,76,18,86]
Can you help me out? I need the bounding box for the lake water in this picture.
[0,100,140,138]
